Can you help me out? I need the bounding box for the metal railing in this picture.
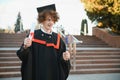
[55,26,83,71]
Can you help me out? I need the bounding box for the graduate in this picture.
[16,4,71,80]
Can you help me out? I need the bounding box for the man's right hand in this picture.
[23,37,32,49]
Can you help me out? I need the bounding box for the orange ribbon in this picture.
[31,33,60,49]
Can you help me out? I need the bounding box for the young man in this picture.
[16,4,71,80]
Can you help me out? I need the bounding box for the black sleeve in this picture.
[16,33,32,61]
[16,44,31,61]
[59,38,71,79]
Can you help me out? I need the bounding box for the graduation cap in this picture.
[37,4,56,13]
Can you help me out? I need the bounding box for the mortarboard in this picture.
[37,4,56,13]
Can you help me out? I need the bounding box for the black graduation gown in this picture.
[16,29,71,80]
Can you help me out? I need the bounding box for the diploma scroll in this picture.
[29,23,35,39]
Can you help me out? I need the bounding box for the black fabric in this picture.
[37,4,56,13]
[16,29,71,80]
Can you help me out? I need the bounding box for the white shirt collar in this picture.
[41,27,52,34]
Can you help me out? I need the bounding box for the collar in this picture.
[41,27,52,34]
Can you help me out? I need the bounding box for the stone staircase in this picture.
[70,50,120,74]
[70,35,120,74]
[74,35,112,47]
[0,50,21,78]
[0,33,26,78]
[0,33,26,47]
[0,33,120,78]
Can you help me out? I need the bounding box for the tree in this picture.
[81,0,120,34]
[14,12,24,33]
[80,19,88,35]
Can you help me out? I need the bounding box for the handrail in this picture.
[72,35,83,44]
[55,26,83,44]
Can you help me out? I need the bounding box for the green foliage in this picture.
[81,0,120,34]
[14,12,24,33]
[0,29,5,33]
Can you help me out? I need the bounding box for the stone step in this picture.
[74,35,103,40]
[76,41,108,44]
[75,59,120,64]
[0,66,20,72]
[70,68,120,74]
[0,33,26,37]
[0,61,21,67]
[70,63,120,69]
[0,38,24,42]
[76,52,120,55]
[0,72,21,78]
[1,51,119,58]
[0,57,20,61]
[75,45,111,47]
[74,36,107,43]
[0,42,22,47]
[0,49,17,52]
[67,44,111,47]
[76,47,120,51]
[71,55,120,59]
[0,53,18,57]
[0,35,25,38]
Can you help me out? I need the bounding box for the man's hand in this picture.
[63,51,70,61]
[23,37,32,49]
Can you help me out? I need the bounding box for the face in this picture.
[42,16,54,31]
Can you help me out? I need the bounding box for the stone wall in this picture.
[92,27,120,48]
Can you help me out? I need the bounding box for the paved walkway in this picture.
[0,73,120,80]
[68,73,120,80]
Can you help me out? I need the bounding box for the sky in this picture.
[0,0,94,35]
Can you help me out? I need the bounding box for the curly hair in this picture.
[37,10,59,23]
